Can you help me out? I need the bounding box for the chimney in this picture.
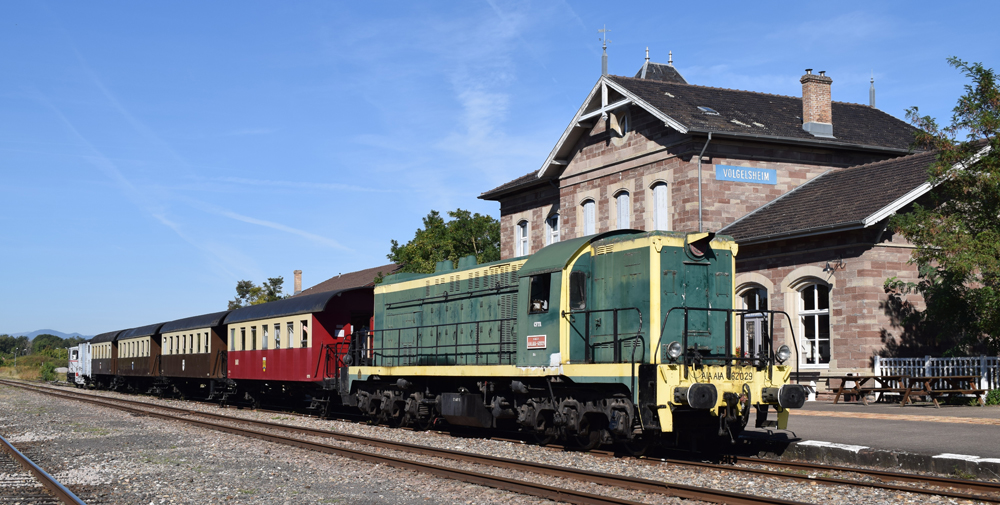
[800,69,834,138]
[293,270,302,295]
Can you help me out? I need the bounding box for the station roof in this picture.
[161,311,230,334]
[119,323,165,341]
[720,150,940,244]
[224,288,365,325]
[90,330,125,344]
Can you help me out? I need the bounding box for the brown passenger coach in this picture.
[159,310,230,398]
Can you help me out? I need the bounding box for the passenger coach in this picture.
[224,287,374,413]
[116,323,164,393]
[159,310,230,399]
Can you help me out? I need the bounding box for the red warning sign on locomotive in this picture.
[526,335,546,349]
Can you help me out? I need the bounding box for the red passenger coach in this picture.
[223,287,373,412]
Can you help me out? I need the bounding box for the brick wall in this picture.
[496,105,895,258]
[734,228,922,387]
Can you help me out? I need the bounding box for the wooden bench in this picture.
[900,375,987,407]
[830,375,907,405]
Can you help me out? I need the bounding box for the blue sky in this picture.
[2,1,998,336]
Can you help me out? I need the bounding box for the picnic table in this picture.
[900,375,987,408]
[830,375,907,405]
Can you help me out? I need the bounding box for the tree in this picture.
[887,57,1000,353]
[388,209,501,274]
[32,334,66,352]
[228,277,289,309]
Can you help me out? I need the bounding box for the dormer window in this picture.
[618,114,629,135]
[697,106,719,115]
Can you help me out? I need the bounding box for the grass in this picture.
[952,467,977,480]
[0,354,68,381]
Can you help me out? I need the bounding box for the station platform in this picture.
[742,400,1000,477]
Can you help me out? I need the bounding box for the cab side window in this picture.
[528,274,551,314]
[569,271,587,310]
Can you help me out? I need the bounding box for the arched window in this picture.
[739,286,768,358]
[800,283,831,366]
[546,214,559,245]
[651,182,669,231]
[516,220,529,256]
[582,200,596,235]
[615,190,630,230]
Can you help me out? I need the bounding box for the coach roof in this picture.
[119,323,165,341]
[224,288,365,325]
[161,311,231,334]
[90,330,125,344]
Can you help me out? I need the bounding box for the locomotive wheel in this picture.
[533,432,555,446]
[620,435,650,456]
[572,417,602,451]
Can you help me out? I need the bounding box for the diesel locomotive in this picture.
[347,230,806,451]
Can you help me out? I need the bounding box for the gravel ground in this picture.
[6,383,998,505]
[0,385,563,505]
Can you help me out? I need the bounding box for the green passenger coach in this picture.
[347,230,805,451]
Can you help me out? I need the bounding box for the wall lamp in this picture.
[823,257,845,273]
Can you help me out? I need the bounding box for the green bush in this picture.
[39,361,56,381]
[986,389,1000,406]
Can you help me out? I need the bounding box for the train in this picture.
[68,230,806,451]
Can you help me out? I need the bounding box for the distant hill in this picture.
[6,329,92,340]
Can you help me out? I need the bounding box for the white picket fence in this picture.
[873,355,1000,390]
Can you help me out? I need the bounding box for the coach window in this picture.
[229,329,234,351]
[546,214,560,245]
[582,199,596,235]
[262,325,269,350]
[516,221,529,256]
[274,323,281,349]
[651,182,669,231]
[287,322,295,348]
[205,333,210,353]
[195,333,201,354]
[800,283,831,367]
[300,320,309,348]
[528,274,551,314]
[251,326,258,351]
[615,190,630,230]
[240,328,246,351]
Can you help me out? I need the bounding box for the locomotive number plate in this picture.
[527,335,546,349]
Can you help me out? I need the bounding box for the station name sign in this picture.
[715,165,777,185]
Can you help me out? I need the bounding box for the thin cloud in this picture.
[187,200,350,251]
[210,176,396,194]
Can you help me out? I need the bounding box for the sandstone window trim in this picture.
[546,213,560,245]
[516,220,530,256]
[797,282,831,368]
[650,181,669,231]
[581,199,596,236]
[614,189,631,230]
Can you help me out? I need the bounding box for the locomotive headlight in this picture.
[666,341,683,361]
[775,345,792,364]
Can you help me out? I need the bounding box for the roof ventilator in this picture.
[697,106,719,116]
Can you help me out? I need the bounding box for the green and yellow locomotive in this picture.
[346,230,805,451]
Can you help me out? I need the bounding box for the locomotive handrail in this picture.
[355,317,519,367]
[561,307,644,365]
[383,283,519,309]
[656,307,800,383]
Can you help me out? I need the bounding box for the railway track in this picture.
[10,380,1000,504]
[4,380,803,505]
[0,432,87,505]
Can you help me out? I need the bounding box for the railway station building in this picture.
[479,55,938,389]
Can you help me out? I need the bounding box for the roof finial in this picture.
[869,70,876,108]
[599,25,611,76]
[668,50,673,67]
[645,47,649,63]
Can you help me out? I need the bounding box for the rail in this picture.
[0,432,87,505]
